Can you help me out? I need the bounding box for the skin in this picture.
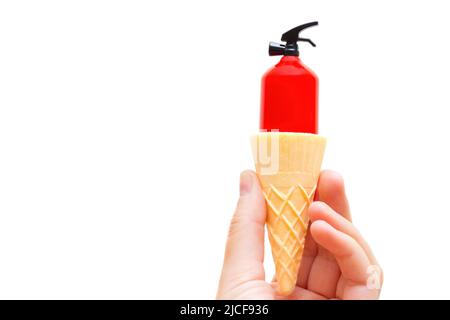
[217,170,383,300]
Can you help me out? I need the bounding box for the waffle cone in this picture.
[251,132,326,295]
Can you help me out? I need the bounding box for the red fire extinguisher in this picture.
[260,22,319,134]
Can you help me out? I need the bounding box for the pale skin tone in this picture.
[217,170,383,300]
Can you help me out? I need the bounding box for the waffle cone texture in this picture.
[251,132,326,295]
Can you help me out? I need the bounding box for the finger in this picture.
[304,170,349,296]
[309,201,378,265]
[316,170,351,221]
[336,277,381,300]
[304,244,340,298]
[218,171,267,292]
[310,220,371,284]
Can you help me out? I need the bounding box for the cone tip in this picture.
[276,279,296,296]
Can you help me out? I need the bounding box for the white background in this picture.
[0,0,449,299]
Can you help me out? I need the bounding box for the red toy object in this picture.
[260,22,319,134]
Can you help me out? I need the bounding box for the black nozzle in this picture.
[268,42,286,56]
[269,21,318,56]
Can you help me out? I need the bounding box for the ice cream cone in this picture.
[251,132,326,295]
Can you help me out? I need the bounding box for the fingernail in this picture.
[239,171,253,196]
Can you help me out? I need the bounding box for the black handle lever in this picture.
[268,22,318,56]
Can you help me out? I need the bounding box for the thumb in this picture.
[219,170,267,286]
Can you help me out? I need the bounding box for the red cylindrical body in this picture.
[260,56,318,133]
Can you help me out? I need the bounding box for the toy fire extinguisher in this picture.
[260,22,319,134]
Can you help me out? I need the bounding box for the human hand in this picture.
[217,170,382,300]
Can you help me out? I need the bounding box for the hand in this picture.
[217,170,382,300]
